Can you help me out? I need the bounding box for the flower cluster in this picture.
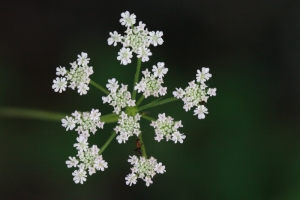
[52,52,93,95]
[173,67,217,119]
[134,62,168,98]
[114,112,141,143]
[102,79,136,114]
[150,113,185,143]
[66,144,108,184]
[125,155,166,187]
[61,109,105,137]
[53,11,217,186]
[108,11,163,65]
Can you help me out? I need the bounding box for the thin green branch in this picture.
[100,113,119,123]
[0,107,119,123]
[99,131,116,154]
[132,58,142,100]
[136,95,144,106]
[90,80,109,95]
[0,107,66,121]
[138,132,147,158]
[138,97,178,112]
[141,114,155,122]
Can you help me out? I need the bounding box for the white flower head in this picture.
[67,144,108,184]
[52,53,93,95]
[150,113,185,143]
[114,112,141,143]
[126,155,166,186]
[62,109,105,135]
[134,64,168,98]
[173,68,216,119]
[109,11,164,64]
[103,81,136,114]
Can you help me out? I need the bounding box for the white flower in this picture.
[106,78,119,92]
[74,135,88,152]
[196,67,212,83]
[137,21,146,31]
[125,173,137,186]
[66,157,79,168]
[56,66,66,76]
[61,116,77,131]
[152,62,168,78]
[108,31,122,46]
[52,77,67,93]
[144,176,153,187]
[89,109,101,122]
[117,47,133,65]
[120,11,136,27]
[207,88,217,96]
[77,82,89,95]
[154,162,166,174]
[137,47,152,62]
[77,52,90,66]
[94,156,108,171]
[194,105,208,119]
[173,88,185,98]
[171,131,186,144]
[148,31,164,46]
[72,168,87,184]
[128,155,139,165]
[90,145,100,155]
[88,167,96,175]
[116,132,129,144]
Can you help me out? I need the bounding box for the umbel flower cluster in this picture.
[52,11,217,186]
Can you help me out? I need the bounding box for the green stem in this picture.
[0,107,119,123]
[132,58,142,100]
[138,97,178,112]
[99,131,116,154]
[0,107,65,121]
[138,132,147,158]
[141,114,155,122]
[100,113,119,123]
[136,95,144,106]
[90,80,109,95]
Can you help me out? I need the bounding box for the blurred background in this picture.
[1,0,300,199]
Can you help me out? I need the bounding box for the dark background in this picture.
[1,0,300,199]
